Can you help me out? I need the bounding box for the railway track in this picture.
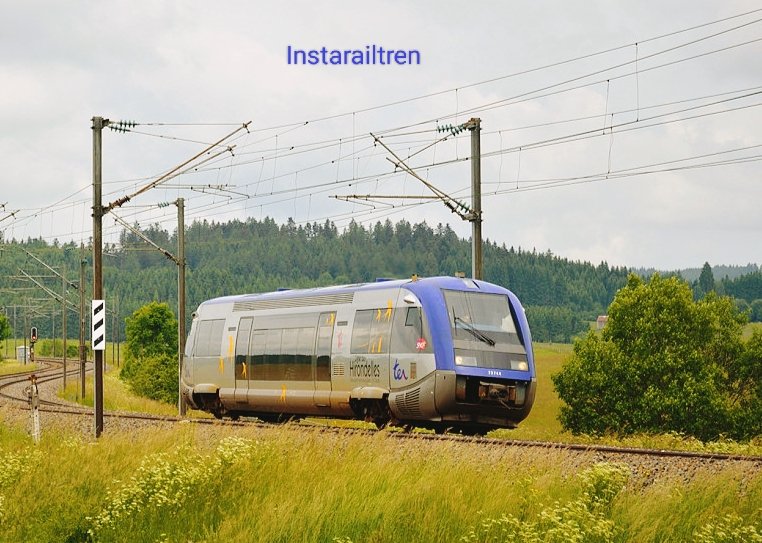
[0,357,88,409]
[2,358,760,465]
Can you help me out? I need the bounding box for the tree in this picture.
[734,330,762,437]
[0,314,10,361]
[552,274,759,441]
[751,299,762,322]
[0,314,10,342]
[121,302,178,403]
[698,261,715,296]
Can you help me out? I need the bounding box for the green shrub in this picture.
[120,302,178,404]
[122,353,178,404]
[36,339,81,358]
[553,274,761,441]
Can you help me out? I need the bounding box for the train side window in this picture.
[195,319,225,357]
[350,310,373,353]
[370,308,393,353]
[291,327,315,380]
[185,320,198,357]
[210,319,225,355]
[281,328,298,367]
[263,329,283,381]
[351,308,393,354]
[391,306,432,354]
[194,321,212,357]
[250,330,266,377]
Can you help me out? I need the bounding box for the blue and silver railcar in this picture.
[181,276,536,433]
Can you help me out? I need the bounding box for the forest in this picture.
[1,217,761,345]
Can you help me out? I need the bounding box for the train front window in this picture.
[443,290,528,371]
[194,319,226,357]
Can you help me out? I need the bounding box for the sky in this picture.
[1,0,760,271]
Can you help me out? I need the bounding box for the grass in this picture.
[59,365,212,419]
[0,420,760,542]
[0,360,39,377]
[2,339,762,541]
[502,342,570,442]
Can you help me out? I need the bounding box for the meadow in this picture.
[1,413,761,542]
[1,341,761,541]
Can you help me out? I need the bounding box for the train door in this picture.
[246,313,318,413]
[234,317,253,404]
[348,302,393,391]
[390,290,425,390]
[313,311,335,408]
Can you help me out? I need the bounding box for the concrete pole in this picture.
[469,117,483,280]
[92,116,106,437]
[177,198,187,416]
[79,247,86,399]
[62,265,67,392]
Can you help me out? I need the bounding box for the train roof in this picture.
[199,275,511,308]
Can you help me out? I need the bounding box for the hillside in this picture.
[635,263,760,282]
[2,217,761,344]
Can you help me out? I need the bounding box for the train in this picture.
[180,275,536,434]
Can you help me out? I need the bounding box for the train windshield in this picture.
[443,290,528,371]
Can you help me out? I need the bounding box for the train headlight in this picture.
[455,355,477,366]
[511,360,529,371]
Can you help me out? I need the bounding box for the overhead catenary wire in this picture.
[8,91,760,246]
[7,72,761,238]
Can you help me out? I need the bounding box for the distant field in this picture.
[496,342,571,441]
[0,360,39,377]
[744,321,762,339]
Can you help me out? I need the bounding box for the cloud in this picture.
[1,1,760,270]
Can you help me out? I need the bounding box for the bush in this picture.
[121,302,178,404]
[123,353,178,404]
[36,339,81,358]
[553,274,761,441]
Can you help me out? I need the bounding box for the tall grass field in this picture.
[0,419,760,542]
[1,341,761,541]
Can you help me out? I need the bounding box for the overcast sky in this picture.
[1,1,760,271]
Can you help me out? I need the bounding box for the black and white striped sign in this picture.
[92,300,106,351]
